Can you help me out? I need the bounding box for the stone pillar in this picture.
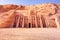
[39,15,43,28]
[24,16,29,28]
[34,16,38,28]
[19,15,24,28]
[30,15,38,28]
[16,15,20,28]
[36,15,43,28]
[41,15,50,28]
[55,14,60,28]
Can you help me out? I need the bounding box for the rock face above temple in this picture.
[0,3,60,28]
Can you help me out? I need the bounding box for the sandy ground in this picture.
[0,28,60,40]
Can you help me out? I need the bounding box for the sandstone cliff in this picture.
[0,3,60,28]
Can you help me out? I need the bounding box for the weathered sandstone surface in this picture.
[0,3,60,28]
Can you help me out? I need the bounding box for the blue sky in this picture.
[0,0,60,5]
